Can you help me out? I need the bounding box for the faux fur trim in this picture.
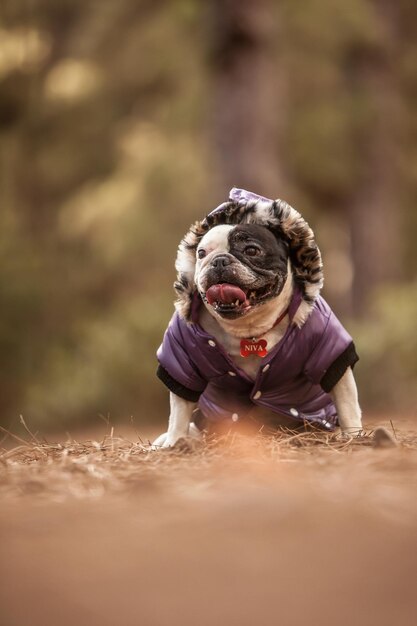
[174,190,324,325]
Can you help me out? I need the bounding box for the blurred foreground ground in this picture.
[1,416,417,626]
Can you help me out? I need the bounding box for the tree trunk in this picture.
[348,1,403,316]
[206,0,283,197]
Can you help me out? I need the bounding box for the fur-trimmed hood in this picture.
[174,188,324,326]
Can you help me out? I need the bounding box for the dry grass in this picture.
[1,419,416,501]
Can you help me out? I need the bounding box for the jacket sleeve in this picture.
[156,313,207,402]
[303,304,359,392]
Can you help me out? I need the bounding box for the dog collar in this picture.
[240,306,289,358]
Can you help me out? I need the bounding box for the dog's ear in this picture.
[173,189,323,324]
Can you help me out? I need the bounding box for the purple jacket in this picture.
[157,289,358,430]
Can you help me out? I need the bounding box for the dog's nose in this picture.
[211,254,232,269]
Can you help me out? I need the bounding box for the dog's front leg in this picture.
[330,367,363,436]
[159,392,197,448]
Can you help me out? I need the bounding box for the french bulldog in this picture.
[153,189,362,448]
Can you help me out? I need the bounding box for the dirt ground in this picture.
[1,416,417,626]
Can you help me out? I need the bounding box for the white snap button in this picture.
[253,391,262,400]
[290,408,299,417]
[231,413,239,422]
[262,364,270,373]
[228,371,237,377]
[208,340,216,347]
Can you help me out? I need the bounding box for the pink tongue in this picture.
[206,283,247,305]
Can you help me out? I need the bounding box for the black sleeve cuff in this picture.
[320,342,359,393]
[156,365,203,402]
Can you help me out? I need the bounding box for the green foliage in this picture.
[24,293,173,426]
[352,283,417,410]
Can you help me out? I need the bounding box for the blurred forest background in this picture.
[0,0,416,433]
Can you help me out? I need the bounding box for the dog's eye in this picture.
[244,245,260,257]
[197,249,206,259]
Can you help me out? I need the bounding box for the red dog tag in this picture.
[240,338,268,358]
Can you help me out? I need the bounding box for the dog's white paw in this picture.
[337,431,363,444]
[163,432,186,448]
[151,432,168,449]
[151,422,203,451]
[151,432,185,449]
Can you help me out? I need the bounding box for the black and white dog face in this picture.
[195,224,289,319]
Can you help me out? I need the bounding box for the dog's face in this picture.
[195,223,289,320]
